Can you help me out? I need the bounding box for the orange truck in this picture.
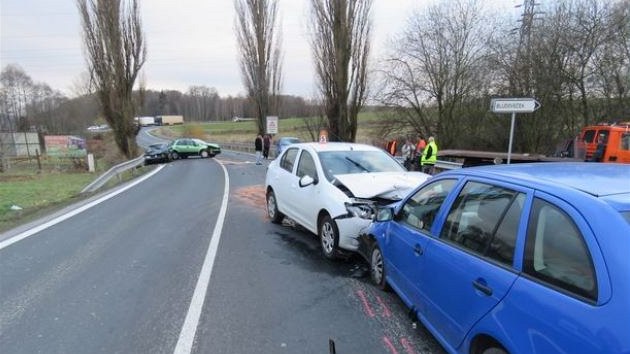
[578,122,630,163]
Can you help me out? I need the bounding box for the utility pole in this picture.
[515,0,542,96]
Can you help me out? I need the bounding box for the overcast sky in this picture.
[1,0,522,98]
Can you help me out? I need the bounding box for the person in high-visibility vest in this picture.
[415,136,426,170]
[386,139,398,156]
[420,136,438,174]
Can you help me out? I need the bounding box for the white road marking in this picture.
[174,161,230,354]
[0,165,166,251]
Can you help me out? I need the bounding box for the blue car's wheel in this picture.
[370,244,389,291]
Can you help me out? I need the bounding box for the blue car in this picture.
[276,137,301,157]
[361,163,630,354]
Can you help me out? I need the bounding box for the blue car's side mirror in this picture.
[375,207,394,222]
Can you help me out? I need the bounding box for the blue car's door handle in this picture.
[473,280,493,296]
[414,244,423,256]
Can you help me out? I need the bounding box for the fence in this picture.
[0,151,89,173]
[0,132,42,158]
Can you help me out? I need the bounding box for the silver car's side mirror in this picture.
[299,175,316,187]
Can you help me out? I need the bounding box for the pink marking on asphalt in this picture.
[400,337,416,354]
[383,336,399,354]
[356,290,375,318]
[375,294,392,317]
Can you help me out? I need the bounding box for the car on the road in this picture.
[143,143,171,164]
[362,162,630,354]
[168,138,221,159]
[265,142,430,259]
[275,137,301,157]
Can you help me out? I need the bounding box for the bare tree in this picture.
[309,0,372,142]
[77,0,146,159]
[0,64,34,132]
[378,0,490,147]
[234,0,283,135]
[591,0,630,118]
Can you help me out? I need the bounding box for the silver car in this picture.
[265,142,431,259]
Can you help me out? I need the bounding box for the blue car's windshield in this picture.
[318,150,404,182]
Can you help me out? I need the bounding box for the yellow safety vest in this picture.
[421,141,438,165]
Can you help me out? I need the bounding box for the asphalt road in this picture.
[0,137,444,354]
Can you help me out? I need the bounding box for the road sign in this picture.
[266,116,278,134]
[490,97,542,164]
[491,98,540,113]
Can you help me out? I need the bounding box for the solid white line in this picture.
[173,161,230,354]
[0,165,166,251]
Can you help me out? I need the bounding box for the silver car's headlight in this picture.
[345,202,375,220]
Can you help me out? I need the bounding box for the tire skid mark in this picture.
[351,282,442,354]
[376,294,392,318]
[356,289,376,318]
[383,336,399,354]
[400,337,416,354]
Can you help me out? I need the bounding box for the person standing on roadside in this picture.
[420,136,438,175]
[263,134,271,159]
[590,134,607,162]
[401,138,416,170]
[415,135,426,171]
[386,139,398,156]
[255,134,263,165]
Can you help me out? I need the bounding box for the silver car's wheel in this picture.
[200,150,209,158]
[266,190,284,224]
[370,244,388,290]
[319,215,338,259]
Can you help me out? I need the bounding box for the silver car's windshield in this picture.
[318,150,404,182]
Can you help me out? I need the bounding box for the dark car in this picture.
[144,143,171,164]
[362,162,630,354]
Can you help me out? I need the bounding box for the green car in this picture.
[168,138,221,159]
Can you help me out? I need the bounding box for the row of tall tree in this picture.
[2,0,628,157]
[234,0,371,143]
[0,64,319,135]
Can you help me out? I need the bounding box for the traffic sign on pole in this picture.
[266,116,278,134]
[490,97,541,164]
[491,98,540,113]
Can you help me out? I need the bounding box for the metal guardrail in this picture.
[434,160,463,171]
[79,142,460,194]
[394,156,462,172]
[220,142,278,159]
[81,156,145,194]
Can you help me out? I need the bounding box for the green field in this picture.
[153,112,397,144]
[0,112,399,232]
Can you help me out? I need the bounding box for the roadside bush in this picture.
[183,124,207,140]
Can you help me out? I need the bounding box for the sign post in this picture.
[266,116,278,135]
[490,98,541,164]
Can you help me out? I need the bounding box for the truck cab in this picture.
[579,122,630,163]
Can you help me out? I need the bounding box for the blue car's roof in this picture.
[442,163,630,198]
